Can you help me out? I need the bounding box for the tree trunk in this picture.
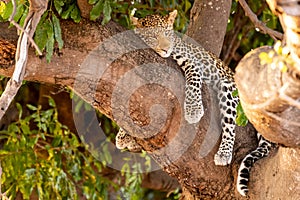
[186,0,231,56]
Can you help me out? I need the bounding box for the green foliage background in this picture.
[0,0,281,199]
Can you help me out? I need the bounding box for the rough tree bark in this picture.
[187,0,231,56]
[0,1,298,200]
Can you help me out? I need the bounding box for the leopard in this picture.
[115,9,272,196]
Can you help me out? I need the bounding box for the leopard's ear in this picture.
[167,10,177,25]
[130,15,139,26]
[130,9,139,26]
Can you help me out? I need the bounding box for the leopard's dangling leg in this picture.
[237,133,272,196]
[214,80,239,166]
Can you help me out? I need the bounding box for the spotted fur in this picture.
[131,10,238,165]
[116,128,142,152]
[115,10,272,196]
[237,133,272,196]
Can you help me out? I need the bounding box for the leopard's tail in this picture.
[237,133,272,196]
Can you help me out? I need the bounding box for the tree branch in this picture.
[187,0,232,56]
[0,0,47,120]
[238,0,283,40]
[9,0,42,55]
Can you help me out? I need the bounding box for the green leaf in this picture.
[20,122,31,135]
[34,12,49,52]
[52,135,62,147]
[232,89,239,97]
[121,163,130,176]
[0,1,12,20]
[89,0,99,4]
[27,104,37,111]
[54,0,65,15]
[149,0,155,8]
[18,7,28,28]
[74,99,83,113]
[8,122,20,133]
[102,143,112,164]
[40,123,47,132]
[70,5,81,23]
[236,103,248,126]
[48,96,56,107]
[61,3,75,19]
[45,20,55,62]
[13,3,24,23]
[52,14,64,49]
[16,102,23,119]
[0,1,6,17]
[0,149,10,155]
[184,0,192,12]
[90,0,103,21]
[102,0,112,25]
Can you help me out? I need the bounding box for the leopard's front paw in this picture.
[214,150,232,166]
[116,128,142,152]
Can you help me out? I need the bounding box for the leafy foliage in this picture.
[232,90,248,127]
[0,0,190,62]
[0,0,81,62]
[88,0,190,31]
[119,150,152,200]
[224,0,281,67]
[0,0,28,25]
[0,98,115,199]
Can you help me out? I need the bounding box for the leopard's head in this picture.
[130,10,177,57]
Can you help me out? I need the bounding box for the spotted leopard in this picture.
[115,10,272,196]
[130,9,239,165]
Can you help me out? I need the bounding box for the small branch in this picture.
[0,11,31,120]
[10,20,42,55]
[13,19,31,83]
[9,0,42,55]
[0,0,48,120]
[238,0,283,40]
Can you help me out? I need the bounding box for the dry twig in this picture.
[9,0,42,55]
[238,0,283,40]
[0,0,48,120]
